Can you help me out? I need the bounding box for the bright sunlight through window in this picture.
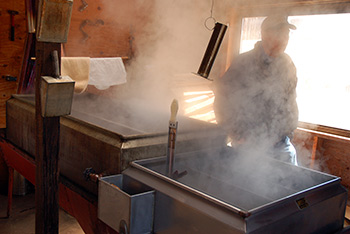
[240,14,350,131]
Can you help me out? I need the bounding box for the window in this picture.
[240,14,350,131]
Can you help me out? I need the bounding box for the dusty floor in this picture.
[0,192,84,234]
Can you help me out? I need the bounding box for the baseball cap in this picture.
[261,15,296,31]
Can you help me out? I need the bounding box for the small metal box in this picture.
[98,174,155,233]
[36,0,73,42]
[40,76,75,117]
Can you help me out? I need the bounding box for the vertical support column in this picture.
[34,0,73,232]
[7,167,14,218]
[35,41,61,234]
[310,136,318,169]
[310,135,324,170]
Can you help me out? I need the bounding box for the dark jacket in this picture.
[213,41,298,147]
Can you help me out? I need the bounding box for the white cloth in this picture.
[88,57,127,90]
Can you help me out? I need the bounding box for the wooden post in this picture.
[35,41,61,234]
[7,166,14,218]
[34,0,73,231]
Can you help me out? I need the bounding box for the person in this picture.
[213,14,299,165]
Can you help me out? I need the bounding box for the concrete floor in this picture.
[0,192,84,234]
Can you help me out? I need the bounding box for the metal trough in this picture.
[122,147,348,234]
[5,94,225,196]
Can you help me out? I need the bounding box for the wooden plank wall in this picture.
[63,0,153,58]
[293,129,350,200]
[0,0,155,128]
[0,1,27,128]
[323,140,350,193]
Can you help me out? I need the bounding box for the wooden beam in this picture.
[7,166,14,218]
[297,127,350,144]
[35,41,61,234]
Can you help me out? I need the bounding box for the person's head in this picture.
[261,15,296,57]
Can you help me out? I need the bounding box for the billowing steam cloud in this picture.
[121,0,233,110]
[123,1,332,202]
[71,0,339,208]
[74,1,236,132]
[101,0,320,169]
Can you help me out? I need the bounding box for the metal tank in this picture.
[5,94,226,196]
[103,147,348,234]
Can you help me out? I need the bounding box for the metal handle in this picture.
[51,50,60,79]
[119,220,128,234]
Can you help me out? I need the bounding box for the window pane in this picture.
[240,14,350,131]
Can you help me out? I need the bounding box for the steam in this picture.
[73,0,237,134]
[293,132,330,173]
[119,0,233,110]
[145,145,335,211]
[104,1,324,170]
[73,0,338,207]
[213,52,298,152]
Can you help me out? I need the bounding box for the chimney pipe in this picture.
[197,22,227,79]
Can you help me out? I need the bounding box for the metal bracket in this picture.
[2,75,17,81]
